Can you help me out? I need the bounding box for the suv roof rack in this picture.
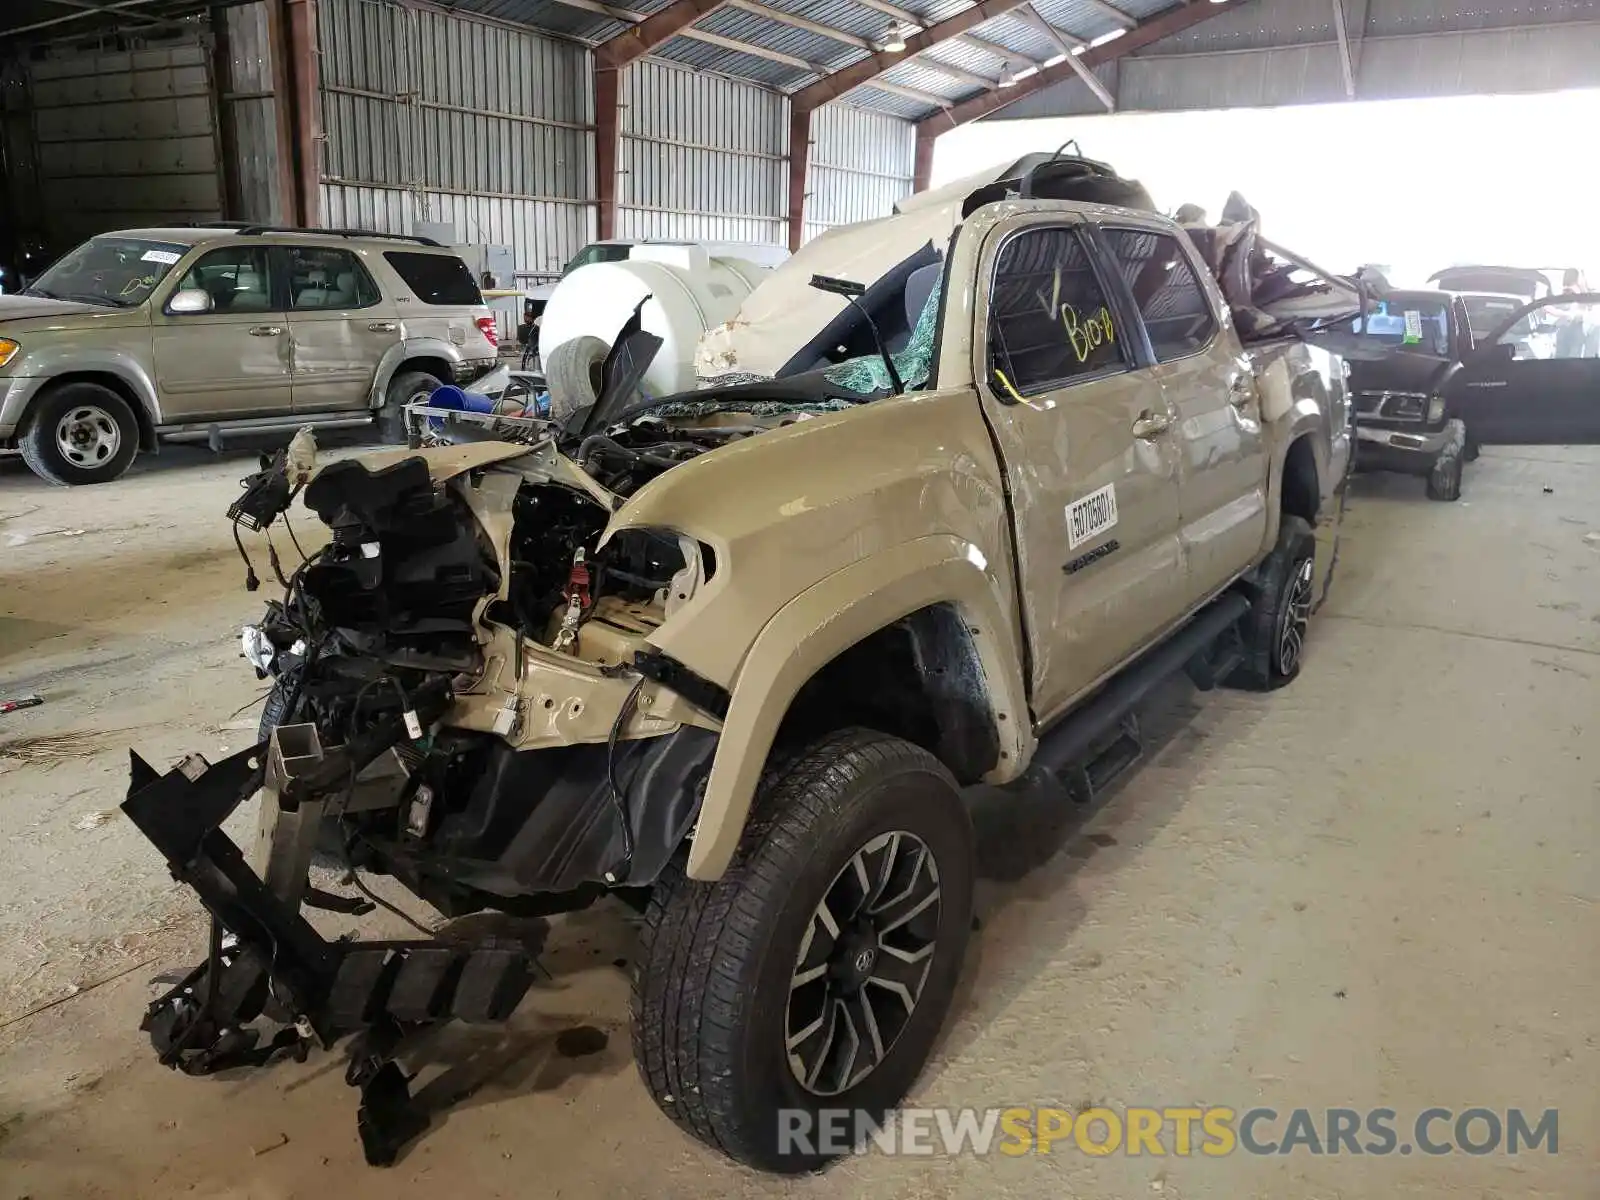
[231,224,444,247]
[168,221,443,247]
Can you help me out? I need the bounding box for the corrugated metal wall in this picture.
[24,40,222,245]
[803,104,916,244]
[317,0,594,282]
[221,1,286,223]
[991,0,1600,116]
[617,59,788,246]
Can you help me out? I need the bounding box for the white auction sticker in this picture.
[141,249,182,265]
[1066,482,1119,550]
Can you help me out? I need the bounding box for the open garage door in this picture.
[27,39,222,246]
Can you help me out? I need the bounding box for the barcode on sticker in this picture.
[1066,483,1119,550]
[142,249,181,265]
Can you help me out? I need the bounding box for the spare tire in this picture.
[544,335,609,426]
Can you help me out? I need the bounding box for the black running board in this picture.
[1032,592,1250,782]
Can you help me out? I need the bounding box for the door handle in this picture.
[248,325,284,337]
[1131,410,1172,439]
[368,321,399,333]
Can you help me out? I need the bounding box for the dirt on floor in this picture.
[0,444,1596,1199]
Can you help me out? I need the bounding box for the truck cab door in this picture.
[974,217,1185,724]
[1450,293,1600,444]
[1095,225,1268,604]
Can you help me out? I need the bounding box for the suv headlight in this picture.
[0,338,20,368]
[1427,396,1446,424]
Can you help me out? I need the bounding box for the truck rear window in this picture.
[384,251,482,306]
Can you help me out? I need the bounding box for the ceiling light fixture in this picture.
[1088,27,1127,47]
[879,22,910,52]
[998,61,1016,87]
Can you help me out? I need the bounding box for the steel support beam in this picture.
[1015,3,1083,55]
[284,0,321,227]
[263,0,302,224]
[919,0,1244,130]
[786,105,810,252]
[595,65,621,240]
[913,125,936,193]
[727,0,870,49]
[1062,46,1116,110]
[1331,0,1357,99]
[595,0,729,69]
[789,0,1030,112]
[1,0,161,36]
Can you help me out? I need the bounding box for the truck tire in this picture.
[1228,514,1316,691]
[1426,447,1463,501]
[631,728,975,1173]
[19,382,140,485]
[544,335,608,426]
[377,370,440,444]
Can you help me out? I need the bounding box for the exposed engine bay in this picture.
[121,334,846,1164]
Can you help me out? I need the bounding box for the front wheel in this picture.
[1228,514,1316,691]
[19,382,140,485]
[631,729,975,1173]
[1426,448,1463,501]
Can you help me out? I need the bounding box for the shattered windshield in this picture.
[26,236,189,308]
[1351,298,1451,357]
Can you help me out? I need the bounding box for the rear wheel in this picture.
[19,382,140,485]
[1228,514,1316,691]
[631,729,975,1172]
[377,370,441,444]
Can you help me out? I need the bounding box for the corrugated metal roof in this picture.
[696,6,860,71]
[878,56,983,99]
[653,33,820,89]
[847,84,944,119]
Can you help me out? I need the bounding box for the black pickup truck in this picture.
[1349,289,1473,500]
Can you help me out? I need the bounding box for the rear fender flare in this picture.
[684,536,1031,881]
[368,337,464,408]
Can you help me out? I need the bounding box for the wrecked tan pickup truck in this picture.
[122,155,1358,1172]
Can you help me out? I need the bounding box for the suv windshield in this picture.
[560,243,632,277]
[1351,297,1452,357]
[26,236,188,308]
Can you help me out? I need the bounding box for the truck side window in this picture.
[988,227,1126,397]
[1100,229,1217,362]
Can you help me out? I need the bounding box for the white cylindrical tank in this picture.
[537,244,773,399]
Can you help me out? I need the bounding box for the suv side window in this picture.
[383,251,483,305]
[1100,229,1217,362]
[172,246,273,313]
[285,246,380,310]
[988,226,1127,397]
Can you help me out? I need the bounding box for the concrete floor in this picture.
[1,444,1596,1198]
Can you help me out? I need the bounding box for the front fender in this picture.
[9,347,161,425]
[685,535,1031,881]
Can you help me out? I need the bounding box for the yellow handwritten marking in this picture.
[1061,304,1116,363]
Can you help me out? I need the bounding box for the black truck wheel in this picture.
[631,728,975,1173]
[1228,514,1316,691]
[1426,447,1464,501]
[19,382,140,485]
